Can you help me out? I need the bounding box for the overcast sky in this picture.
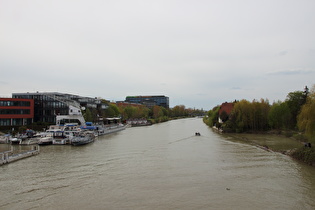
[1,0,314,109]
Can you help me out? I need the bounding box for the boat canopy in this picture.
[80,126,97,130]
[63,123,79,127]
[105,118,121,120]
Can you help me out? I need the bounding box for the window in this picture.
[0,100,31,107]
[0,119,11,126]
[0,109,30,115]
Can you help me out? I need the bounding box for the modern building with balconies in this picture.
[12,92,108,124]
[125,95,169,109]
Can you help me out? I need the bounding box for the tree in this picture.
[251,99,270,131]
[206,106,220,127]
[133,106,150,119]
[171,105,187,117]
[152,106,163,119]
[257,98,270,131]
[268,101,291,130]
[230,100,250,132]
[161,106,169,117]
[286,90,307,129]
[84,108,93,122]
[104,103,120,118]
[229,99,270,132]
[122,106,137,119]
[298,85,315,142]
[219,111,229,123]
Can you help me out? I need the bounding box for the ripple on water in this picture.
[1,118,315,210]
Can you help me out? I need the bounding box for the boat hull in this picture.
[96,124,127,136]
[71,132,95,146]
[71,138,94,146]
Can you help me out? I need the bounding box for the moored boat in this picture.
[38,135,54,145]
[52,131,70,145]
[126,118,152,127]
[102,123,126,134]
[80,118,127,136]
[10,137,22,145]
[0,134,10,144]
[71,131,95,146]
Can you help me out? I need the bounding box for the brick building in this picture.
[0,98,34,126]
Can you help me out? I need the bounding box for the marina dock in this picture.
[0,145,39,165]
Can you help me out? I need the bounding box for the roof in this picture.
[219,102,234,115]
[126,95,168,98]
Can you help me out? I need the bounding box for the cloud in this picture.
[267,69,314,76]
[230,87,242,90]
[278,50,288,56]
[1,0,315,109]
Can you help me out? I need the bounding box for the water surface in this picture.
[1,118,315,209]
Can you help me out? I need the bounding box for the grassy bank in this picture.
[291,147,315,166]
[219,131,315,166]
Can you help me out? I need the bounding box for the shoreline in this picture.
[212,127,315,167]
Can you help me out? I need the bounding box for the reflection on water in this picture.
[1,118,315,209]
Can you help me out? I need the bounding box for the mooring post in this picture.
[5,152,9,162]
[33,145,39,152]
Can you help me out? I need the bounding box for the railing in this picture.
[0,145,39,165]
[43,94,81,109]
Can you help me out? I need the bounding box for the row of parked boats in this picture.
[0,122,127,146]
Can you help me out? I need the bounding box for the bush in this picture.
[284,131,294,138]
[291,147,315,165]
[293,133,307,142]
[18,126,28,133]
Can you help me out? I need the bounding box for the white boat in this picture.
[38,134,54,145]
[51,130,70,145]
[19,138,37,145]
[126,119,152,127]
[101,123,126,135]
[47,105,127,145]
[81,118,127,136]
[71,131,95,146]
[10,137,22,145]
[43,124,79,145]
[0,135,10,144]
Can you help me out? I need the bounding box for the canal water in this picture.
[1,118,315,210]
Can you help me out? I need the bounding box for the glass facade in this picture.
[0,101,30,106]
[0,118,33,126]
[0,119,11,126]
[0,109,30,115]
[13,93,70,123]
[12,92,108,124]
[125,95,169,108]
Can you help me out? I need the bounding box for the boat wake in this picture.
[169,136,195,144]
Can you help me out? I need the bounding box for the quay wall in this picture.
[0,146,39,165]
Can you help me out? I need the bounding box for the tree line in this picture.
[83,102,206,124]
[205,85,315,143]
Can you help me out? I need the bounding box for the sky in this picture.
[1,0,315,110]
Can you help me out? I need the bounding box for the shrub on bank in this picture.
[291,147,315,166]
[292,133,308,142]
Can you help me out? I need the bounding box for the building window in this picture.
[0,119,11,126]
[0,109,30,115]
[0,100,31,106]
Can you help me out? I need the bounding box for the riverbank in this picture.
[291,147,315,166]
[213,129,315,167]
